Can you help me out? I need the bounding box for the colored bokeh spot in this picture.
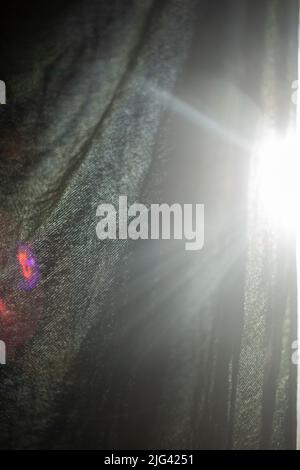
[17,244,40,290]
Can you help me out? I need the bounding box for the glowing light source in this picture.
[256,133,300,233]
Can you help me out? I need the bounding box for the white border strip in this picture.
[297,5,300,450]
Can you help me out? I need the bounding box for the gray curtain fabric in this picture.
[0,0,298,449]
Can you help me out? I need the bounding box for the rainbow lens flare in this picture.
[17,243,41,291]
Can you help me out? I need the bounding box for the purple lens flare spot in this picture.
[17,243,41,291]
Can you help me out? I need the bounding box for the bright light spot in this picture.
[17,244,40,290]
[256,133,300,233]
[18,250,33,280]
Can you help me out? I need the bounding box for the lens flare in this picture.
[0,298,9,317]
[18,250,34,280]
[17,243,40,290]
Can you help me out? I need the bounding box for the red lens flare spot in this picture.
[0,216,44,357]
[18,250,33,280]
[17,244,40,290]
[0,298,9,317]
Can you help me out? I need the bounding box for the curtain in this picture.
[0,0,298,449]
